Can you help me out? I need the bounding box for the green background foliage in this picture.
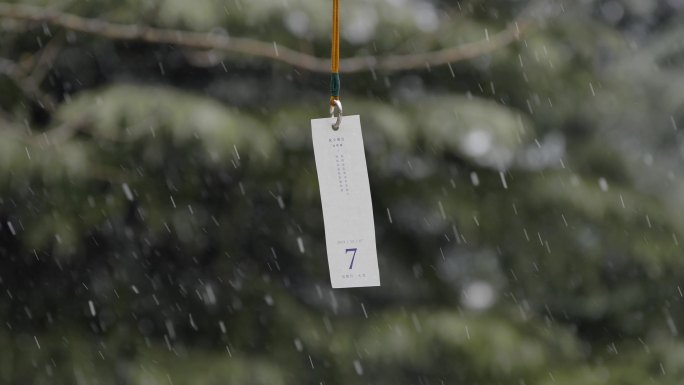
[1,0,684,384]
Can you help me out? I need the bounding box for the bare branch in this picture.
[0,53,57,111]
[27,33,64,83]
[0,2,536,74]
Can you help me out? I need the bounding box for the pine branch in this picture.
[0,2,539,74]
[0,56,18,75]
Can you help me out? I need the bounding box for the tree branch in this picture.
[0,2,537,74]
[0,53,57,111]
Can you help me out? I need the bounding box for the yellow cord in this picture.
[329,0,340,106]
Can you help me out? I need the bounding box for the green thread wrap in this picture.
[330,72,340,98]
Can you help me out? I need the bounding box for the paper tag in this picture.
[311,115,380,288]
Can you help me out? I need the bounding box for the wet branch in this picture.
[0,2,538,74]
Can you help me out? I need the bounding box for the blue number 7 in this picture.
[345,248,358,269]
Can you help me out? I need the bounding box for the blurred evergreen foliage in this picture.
[2,0,684,384]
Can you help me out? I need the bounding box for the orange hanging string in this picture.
[329,0,340,107]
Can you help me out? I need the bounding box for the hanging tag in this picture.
[311,115,380,288]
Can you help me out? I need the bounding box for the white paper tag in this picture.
[311,115,380,288]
